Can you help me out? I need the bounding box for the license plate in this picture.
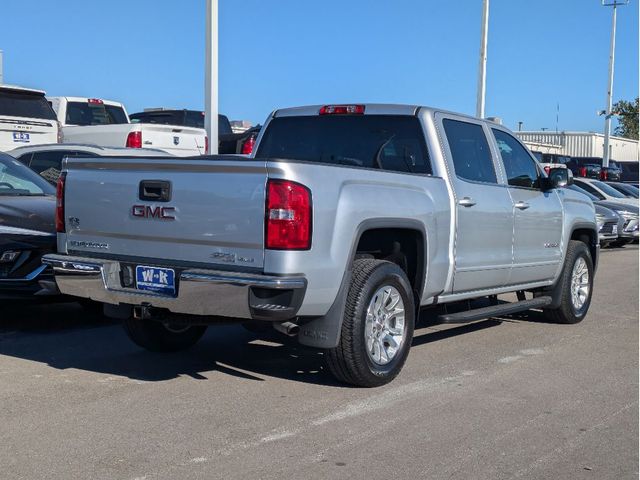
[12,132,30,143]
[612,225,618,235]
[135,266,175,295]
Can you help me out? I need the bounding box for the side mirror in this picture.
[543,167,573,190]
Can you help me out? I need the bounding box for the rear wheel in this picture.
[325,259,415,387]
[123,318,207,352]
[543,240,593,324]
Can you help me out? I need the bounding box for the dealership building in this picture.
[515,131,639,162]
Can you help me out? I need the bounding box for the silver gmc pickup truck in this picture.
[43,104,598,387]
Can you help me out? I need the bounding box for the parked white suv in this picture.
[0,85,60,151]
[48,97,207,156]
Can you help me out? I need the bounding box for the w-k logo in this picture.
[141,269,168,284]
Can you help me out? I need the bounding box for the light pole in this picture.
[205,0,219,154]
[601,0,628,167]
[476,0,490,118]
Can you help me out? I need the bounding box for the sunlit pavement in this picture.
[1,245,637,480]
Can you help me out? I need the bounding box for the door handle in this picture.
[458,197,476,207]
[514,201,530,210]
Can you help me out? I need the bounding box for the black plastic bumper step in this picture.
[438,296,552,324]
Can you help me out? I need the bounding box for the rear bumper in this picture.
[42,254,306,321]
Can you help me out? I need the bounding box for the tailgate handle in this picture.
[139,180,172,202]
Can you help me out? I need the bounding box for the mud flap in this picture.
[297,270,351,349]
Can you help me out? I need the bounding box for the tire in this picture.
[543,240,594,324]
[123,318,207,352]
[325,259,415,387]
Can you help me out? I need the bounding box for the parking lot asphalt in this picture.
[0,246,637,480]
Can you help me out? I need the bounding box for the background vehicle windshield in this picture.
[0,89,57,120]
[591,180,629,198]
[0,155,55,195]
[256,115,432,174]
[66,102,128,126]
[568,184,599,201]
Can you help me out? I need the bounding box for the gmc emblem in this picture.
[132,205,176,220]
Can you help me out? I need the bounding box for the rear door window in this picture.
[442,119,496,184]
[257,115,432,174]
[0,90,57,120]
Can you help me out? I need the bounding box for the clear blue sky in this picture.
[1,0,637,132]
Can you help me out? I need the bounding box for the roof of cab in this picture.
[47,96,125,107]
[0,84,47,95]
[271,103,492,125]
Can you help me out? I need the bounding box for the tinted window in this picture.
[0,154,55,195]
[442,119,496,183]
[257,115,432,174]
[0,89,57,120]
[573,180,605,200]
[130,111,183,125]
[531,151,543,162]
[66,102,128,126]
[493,129,539,189]
[568,184,599,201]
[130,110,223,132]
[590,179,627,198]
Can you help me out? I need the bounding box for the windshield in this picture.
[0,89,57,121]
[256,115,432,174]
[0,155,55,196]
[568,184,599,201]
[66,102,128,126]
[591,179,628,198]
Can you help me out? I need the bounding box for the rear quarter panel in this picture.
[263,161,451,316]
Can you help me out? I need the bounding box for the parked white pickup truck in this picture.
[48,97,207,156]
[0,85,60,151]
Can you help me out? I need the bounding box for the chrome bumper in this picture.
[42,254,306,320]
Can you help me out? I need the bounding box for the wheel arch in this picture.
[297,218,428,349]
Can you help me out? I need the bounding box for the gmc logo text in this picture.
[131,205,176,220]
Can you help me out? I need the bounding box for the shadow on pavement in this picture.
[0,300,550,386]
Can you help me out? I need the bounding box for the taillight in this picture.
[88,98,104,105]
[601,169,608,180]
[241,134,256,155]
[579,166,587,177]
[266,180,312,250]
[126,131,142,148]
[319,104,365,115]
[544,165,551,175]
[55,172,67,233]
[56,121,63,144]
[204,136,209,154]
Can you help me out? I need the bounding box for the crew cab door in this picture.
[438,115,514,292]
[490,128,563,284]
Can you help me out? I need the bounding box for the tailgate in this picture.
[63,157,267,269]
[138,124,206,156]
[0,117,57,148]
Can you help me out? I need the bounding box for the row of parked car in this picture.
[0,84,260,156]
[534,152,638,183]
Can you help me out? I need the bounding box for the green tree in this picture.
[613,97,639,140]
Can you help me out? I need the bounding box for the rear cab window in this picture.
[65,102,128,126]
[256,114,432,175]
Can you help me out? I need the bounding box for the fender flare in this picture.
[297,218,427,349]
